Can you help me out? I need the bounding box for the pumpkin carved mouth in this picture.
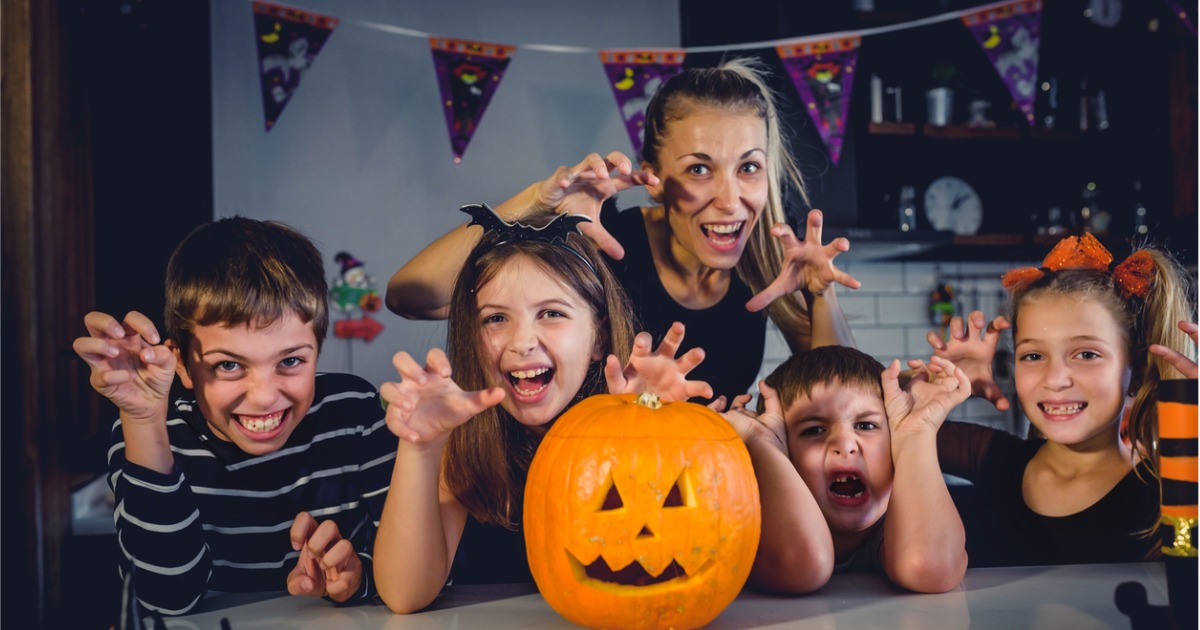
[581,555,688,586]
[566,550,714,590]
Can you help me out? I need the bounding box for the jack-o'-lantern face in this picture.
[525,393,760,630]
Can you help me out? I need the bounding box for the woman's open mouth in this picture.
[701,221,744,250]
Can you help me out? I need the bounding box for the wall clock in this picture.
[924,176,983,235]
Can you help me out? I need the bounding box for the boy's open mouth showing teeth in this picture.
[701,221,744,245]
[509,366,555,396]
[236,410,285,433]
[1039,402,1087,416]
[829,474,866,499]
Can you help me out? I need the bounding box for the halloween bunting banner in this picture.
[961,0,1042,126]
[598,49,686,159]
[430,37,517,164]
[252,1,338,131]
[776,37,861,165]
[247,1,1056,166]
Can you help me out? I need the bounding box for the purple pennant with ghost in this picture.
[599,50,685,160]
[430,37,516,164]
[252,1,338,132]
[962,0,1043,126]
[776,37,860,165]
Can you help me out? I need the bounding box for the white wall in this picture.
[211,0,676,388]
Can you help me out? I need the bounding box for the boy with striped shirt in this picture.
[73,218,397,615]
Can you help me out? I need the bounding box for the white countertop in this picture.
[156,562,1171,629]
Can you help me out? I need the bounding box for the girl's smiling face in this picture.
[1014,293,1132,451]
[476,255,600,428]
[173,311,318,456]
[645,106,769,272]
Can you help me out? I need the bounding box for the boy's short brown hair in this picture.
[164,217,329,355]
[762,345,886,412]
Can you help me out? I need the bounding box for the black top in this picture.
[601,203,767,403]
[449,515,533,585]
[938,421,1159,568]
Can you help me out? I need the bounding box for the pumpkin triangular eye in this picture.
[599,483,624,511]
[663,468,692,508]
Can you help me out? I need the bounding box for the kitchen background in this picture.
[5,0,1194,627]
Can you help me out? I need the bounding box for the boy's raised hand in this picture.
[922,310,1011,411]
[286,512,361,603]
[745,210,861,313]
[604,321,712,402]
[72,311,176,423]
[381,348,505,444]
[883,357,971,439]
[717,382,788,454]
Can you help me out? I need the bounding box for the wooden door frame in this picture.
[3,0,100,627]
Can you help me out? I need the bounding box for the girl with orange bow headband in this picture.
[916,233,1195,568]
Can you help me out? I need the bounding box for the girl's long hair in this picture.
[442,211,636,528]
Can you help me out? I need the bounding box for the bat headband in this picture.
[1001,232,1155,299]
[461,203,597,275]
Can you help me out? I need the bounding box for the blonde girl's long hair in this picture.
[641,57,814,351]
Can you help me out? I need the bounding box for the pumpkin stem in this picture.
[635,392,662,409]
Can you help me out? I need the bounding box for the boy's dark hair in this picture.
[164,217,329,355]
[762,345,886,412]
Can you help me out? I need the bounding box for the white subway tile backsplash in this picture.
[839,293,878,326]
[849,263,906,294]
[763,322,791,362]
[743,261,1026,433]
[903,262,954,294]
[879,294,935,325]
[905,326,939,359]
[852,327,909,357]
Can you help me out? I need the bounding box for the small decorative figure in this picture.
[930,282,956,340]
[331,251,383,342]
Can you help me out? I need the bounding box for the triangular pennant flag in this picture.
[598,49,685,160]
[252,1,338,132]
[961,0,1043,126]
[430,37,516,164]
[776,37,860,165]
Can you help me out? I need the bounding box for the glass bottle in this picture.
[898,185,917,232]
[1132,180,1149,236]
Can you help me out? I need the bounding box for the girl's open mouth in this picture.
[509,366,555,398]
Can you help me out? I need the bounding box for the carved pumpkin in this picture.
[524,393,761,630]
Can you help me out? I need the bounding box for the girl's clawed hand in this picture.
[746,210,861,313]
[1150,320,1198,379]
[605,321,712,402]
[381,348,504,444]
[922,310,1011,411]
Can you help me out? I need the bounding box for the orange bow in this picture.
[1001,233,1156,299]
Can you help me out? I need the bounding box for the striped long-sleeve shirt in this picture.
[106,372,398,615]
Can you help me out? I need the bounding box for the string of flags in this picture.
[249,0,1189,165]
